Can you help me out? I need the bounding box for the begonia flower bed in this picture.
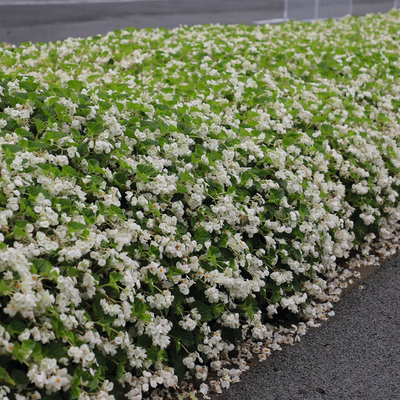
[0,10,400,400]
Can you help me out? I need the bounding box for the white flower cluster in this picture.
[0,10,400,400]
[27,358,72,394]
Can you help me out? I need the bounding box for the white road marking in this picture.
[254,18,288,25]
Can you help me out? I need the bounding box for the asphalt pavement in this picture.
[213,253,400,400]
[0,0,397,45]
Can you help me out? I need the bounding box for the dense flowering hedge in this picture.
[0,10,400,400]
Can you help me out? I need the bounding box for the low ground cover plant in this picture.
[0,10,400,400]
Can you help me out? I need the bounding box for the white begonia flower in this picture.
[199,383,209,395]
[55,155,69,166]
[67,346,83,363]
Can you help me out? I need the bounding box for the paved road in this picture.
[213,254,400,400]
[0,0,397,45]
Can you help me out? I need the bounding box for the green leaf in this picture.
[139,312,151,323]
[20,340,36,352]
[221,326,242,343]
[88,158,99,172]
[132,298,147,318]
[291,248,302,262]
[2,144,23,153]
[321,124,333,135]
[71,371,82,399]
[193,226,212,244]
[34,118,46,134]
[109,272,124,284]
[143,138,159,146]
[9,319,27,334]
[62,165,80,177]
[15,219,29,229]
[158,349,168,362]
[11,369,29,386]
[242,296,258,320]
[109,204,126,220]
[270,188,285,205]
[0,279,12,295]
[180,171,192,182]
[68,221,87,233]
[148,245,161,258]
[67,80,84,92]
[87,121,105,136]
[272,288,281,303]
[26,139,49,151]
[170,326,194,348]
[29,186,50,200]
[88,377,100,391]
[31,259,53,274]
[0,366,15,386]
[43,342,68,360]
[25,206,38,220]
[212,304,225,318]
[45,130,69,141]
[42,393,65,400]
[191,301,213,322]
[282,132,302,147]
[37,162,61,177]
[114,172,128,187]
[63,330,77,345]
[171,354,186,381]
[137,334,152,348]
[218,233,229,248]
[12,342,31,362]
[82,208,96,225]
[0,191,7,204]
[177,183,188,193]
[12,227,28,239]
[137,164,158,178]
[146,346,159,362]
[168,266,186,277]
[115,358,126,380]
